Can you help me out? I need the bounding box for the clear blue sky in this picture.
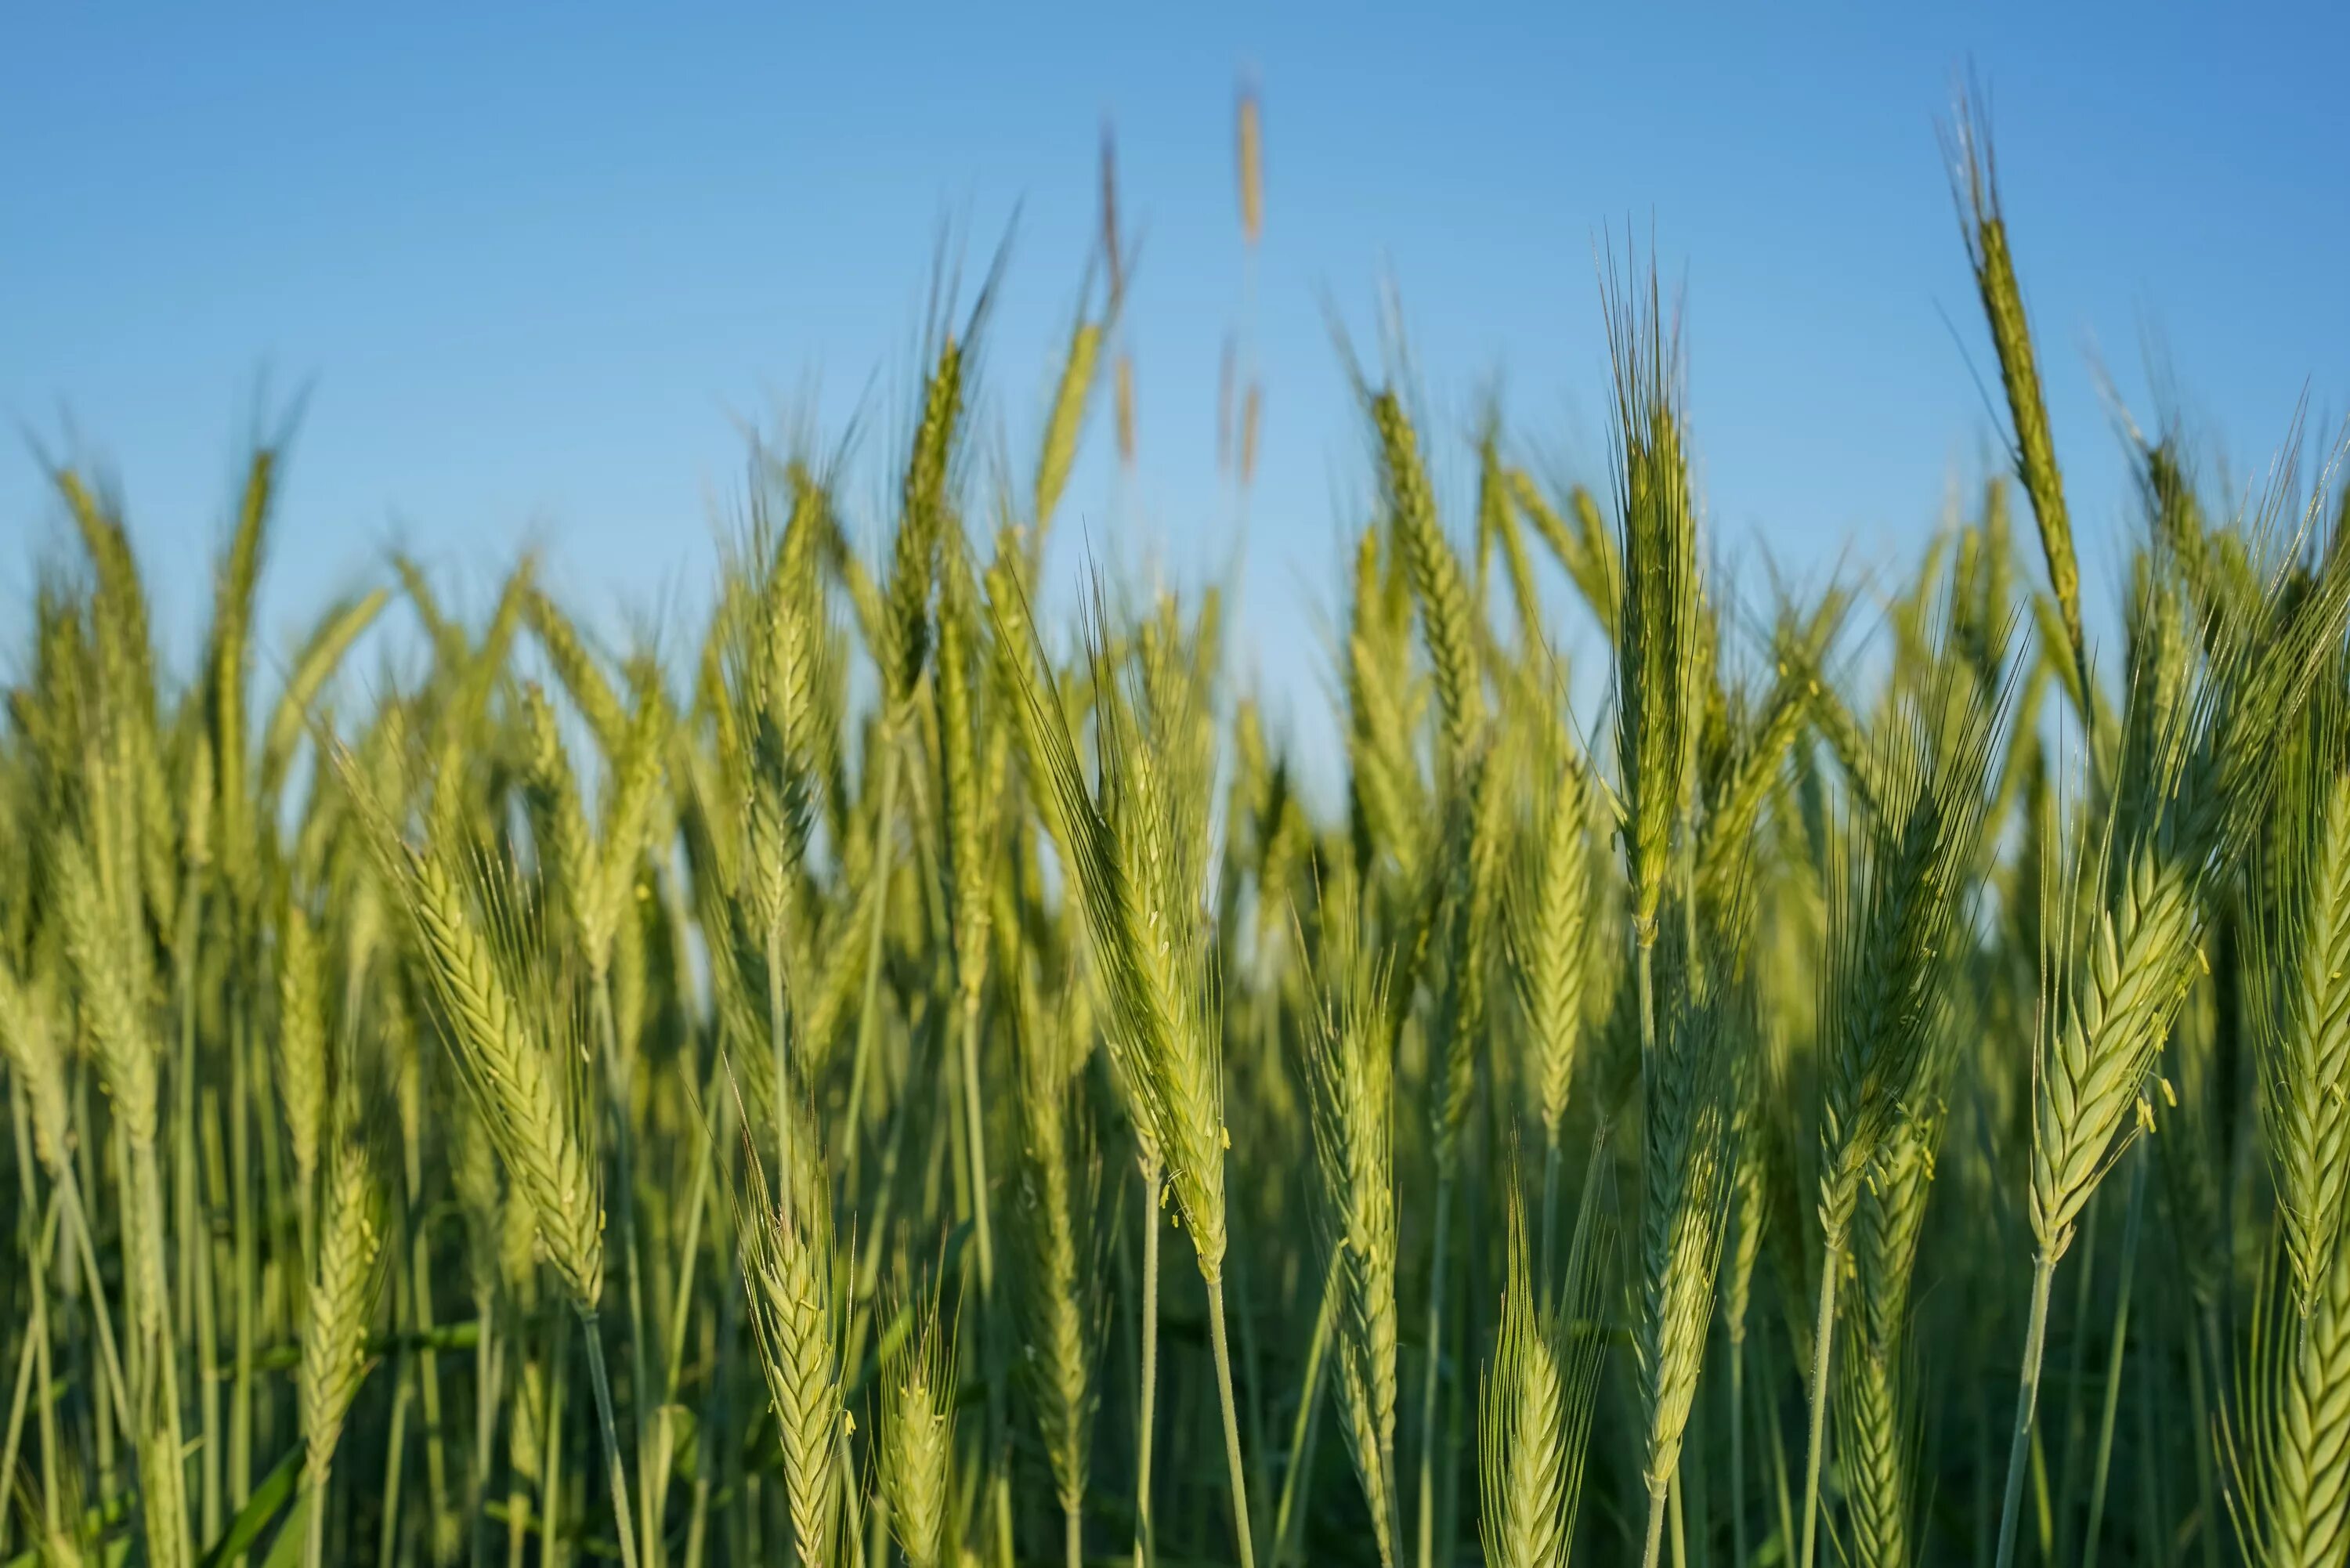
[5,3,2345,773]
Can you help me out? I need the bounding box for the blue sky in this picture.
[4,3,2345,774]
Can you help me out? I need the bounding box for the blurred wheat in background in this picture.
[5,81,2350,1568]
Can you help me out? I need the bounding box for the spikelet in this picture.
[2032,499,2350,1263]
[1371,388,1483,768]
[260,587,390,805]
[582,690,669,982]
[1636,913,1750,1508]
[884,333,967,716]
[300,1136,385,1490]
[0,953,70,1177]
[1947,99,2084,695]
[996,584,1227,1277]
[207,446,275,910]
[526,586,630,760]
[386,775,606,1308]
[1036,318,1104,530]
[738,1134,845,1568]
[1606,264,1704,945]
[1302,876,1401,1562]
[1816,648,2004,1252]
[1010,973,1101,1524]
[1347,526,1423,885]
[1235,81,1264,247]
[2248,680,2350,1321]
[1115,354,1137,469]
[937,528,994,1005]
[1479,1140,1612,1568]
[1434,735,1510,1178]
[1480,1195,1569,1568]
[2236,1227,2350,1565]
[880,1288,958,1568]
[1832,1107,1942,1568]
[55,827,155,1151]
[1512,717,1593,1148]
[277,900,329,1191]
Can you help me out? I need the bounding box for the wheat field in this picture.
[5,97,2350,1568]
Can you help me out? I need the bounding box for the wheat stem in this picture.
[1797,1241,1843,1568]
[580,1310,644,1568]
[1274,1248,1341,1564]
[1643,1478,1671,1568]
[2079,1152,2146,1568]
[1415,1177,1453,1568]
[843,735,902,1186]
[1994,1253,2056,1568]
[1208,1281,1260,1568]
[1133,1158,1162,1568]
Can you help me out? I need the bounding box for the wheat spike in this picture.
[1303,878,1401,1563]
[881,1288,959,1568]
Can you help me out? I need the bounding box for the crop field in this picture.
[4,96,2349,1568]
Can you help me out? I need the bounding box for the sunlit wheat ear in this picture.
[1010,971,1102,1526]
[581,689,669,982]
[0,952,70,1180]
[276,899,328,1194]
[300,1135,385,1492]
[994,578,1227,1275]
[1512,721,1593,1149]
[1301,882,1401,1564]
[1482,1189,1570,1568]
[1817,642,2008,1253]
[937,528,994,1003]
[2233,1230,2350,1565]
[2032,495,2350,1266]
[1604,258,1704,945]
[1369,386,1482,768]
[1036,313,1104,533]
[337,746,606,1310]
[884,276,991,721]
[1636,912,1749,1516]
[2248,677,2350,1323]
[525,585,630,759]
[1479,1136,1614,1568]
[1834,1104,1944,1568]
[734,1125,846,1568]
[1943,92,2084,697]
[881,1285,959,1568]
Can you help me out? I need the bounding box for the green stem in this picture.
[233,997,261,1519]
[2186,1303,2222,1568]
[378,1355,413,1568]
[1729,1333,1748,1568]
[1796,1238,1844,1568]
[1206,1280,1260,1568]
[2080,1157,2147,1568]
[1642,1480,1671,1568]
[1538,1133,1562,1302]
[1993,1253,2057,1568]
[2052,1198,2102,1562]
[1,1186,62,1553]
[1415,1176,1453,1568]
[305,1469,331,1568]
[953,989,1012,1568]
[843,734,904,1189]
[1133,1158,1161,1568]
[56,1174,133,1436]
[578,1311,644,1568]
[470,1293,497,1568]
[1273,1250,1340,1566]
[592,975,656,1568]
